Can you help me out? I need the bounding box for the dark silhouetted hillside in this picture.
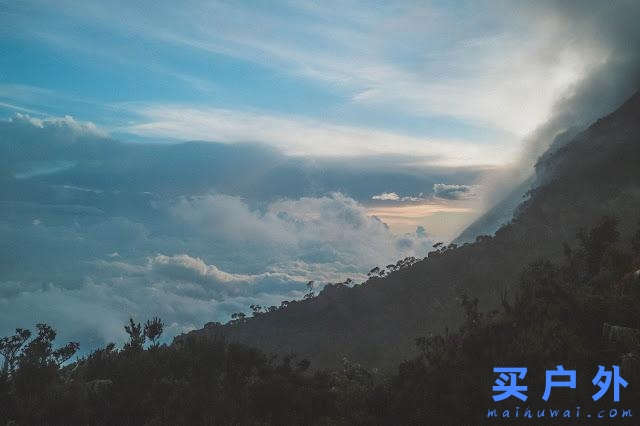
[181,90,640,371]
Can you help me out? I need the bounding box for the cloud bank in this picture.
[0,116,435,351]
[465,0,640,226]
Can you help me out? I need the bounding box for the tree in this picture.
[19,324,57,368]
[250,304,263,316]
[304,280,315,300]
[123,318,145,352]
[13,324,78,402]
[144,317,164,348]
[231,312,247,323]
[0,328,31,375]
[52,342,80,367]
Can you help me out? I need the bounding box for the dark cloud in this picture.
[0,114,485,205]
[432,183,476,200]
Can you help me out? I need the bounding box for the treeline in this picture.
[2,216,640,424]
[1,317,347,424]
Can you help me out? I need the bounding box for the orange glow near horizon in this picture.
[367,201,476,240]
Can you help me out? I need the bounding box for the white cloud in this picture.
[8,113,107,138]
[0,192,432,352]
[371,192,429,202]
[372,192,400,201]
[124,104,506,166]
[148,254,299,296]
[169,192,433,273]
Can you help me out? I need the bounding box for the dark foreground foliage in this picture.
[2,217,640,425]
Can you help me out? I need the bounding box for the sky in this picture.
[0,0,614,233]
[1,0,639,350]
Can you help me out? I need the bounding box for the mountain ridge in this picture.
[178,90,640,370]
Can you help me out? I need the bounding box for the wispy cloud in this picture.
[123,104,511,166]
[3,0,601,141]
[140,1,592,135]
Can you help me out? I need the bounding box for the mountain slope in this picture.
[454,126,583,244]
[453,175,534,244]
[179,90,640,370]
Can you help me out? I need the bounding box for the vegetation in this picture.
[381,216,640,423]
[2,216,640,424]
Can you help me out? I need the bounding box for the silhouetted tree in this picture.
[250,304,263,316]
[304,280,315,299]
[143,317,164,348]
[0,328,30,376]
[123,318,145,352]
[231,312,246,323]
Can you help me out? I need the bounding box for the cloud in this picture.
[168,193,432,273]
[371,192,432,203]
[513,1,640,167]
[433,183,477,201]
[131,5,590,128]
[145,254,304,299]
[461,0,640,227]
[371,192,400,201]
[14,113,106,137]
[1,113,488,206]
[371,184,480,203]
[123,104,502,166]
[6,116,443,348]
[0,113,111,180]
[6,0,637,351]
[2,113,107,143]
[0,187,433,352]
[3,0,599,152]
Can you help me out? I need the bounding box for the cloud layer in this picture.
[0,116,435,351]
[480,0,640,208]
[123,104,502,166]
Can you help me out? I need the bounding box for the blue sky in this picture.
[0,0,598,165]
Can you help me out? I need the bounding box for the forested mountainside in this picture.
[3,91,640,425]
[181,91,640,371]
[454,126,584,245]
